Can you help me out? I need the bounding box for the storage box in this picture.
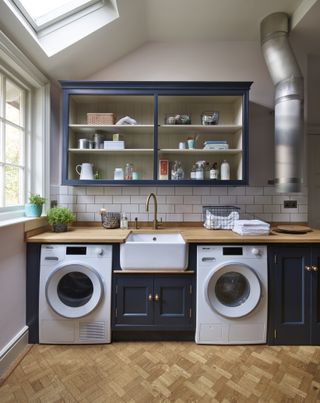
[87,113,115,125]
[159,159,169,180]
[104,140,125,150]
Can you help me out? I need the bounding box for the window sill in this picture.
[0,215,47,229]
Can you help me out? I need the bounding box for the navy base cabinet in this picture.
[112,274,195,331]
[268,246,320,345]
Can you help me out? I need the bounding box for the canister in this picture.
[78,138,89,149]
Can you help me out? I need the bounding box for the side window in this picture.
[0,72,28,208]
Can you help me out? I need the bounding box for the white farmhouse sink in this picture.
[120,233,188,270]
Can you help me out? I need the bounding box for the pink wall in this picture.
[0,224,26,351]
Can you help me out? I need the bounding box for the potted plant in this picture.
[25,193,46,217]
[47,207,75,232]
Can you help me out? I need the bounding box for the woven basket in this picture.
[87,113,115,125]
[101,212,120,229]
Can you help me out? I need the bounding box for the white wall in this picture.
[0,224,26,351]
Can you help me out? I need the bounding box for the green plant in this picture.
[47,207,75,225]
[28,193,46,206]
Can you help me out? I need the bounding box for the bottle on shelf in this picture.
[204,162,210,180]
[220,160,230,180]
[190,164,197,179]
[125,163,133,180]
[120,213,128,229]
[195,162,204,180]
[210,162,219,179]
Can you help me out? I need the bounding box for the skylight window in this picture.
[5,0,119,56]
[13,0,101,30]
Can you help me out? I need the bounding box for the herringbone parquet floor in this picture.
[0,342,320,402]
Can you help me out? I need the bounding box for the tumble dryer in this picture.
[39,244,112,344]
[196,245,267,344]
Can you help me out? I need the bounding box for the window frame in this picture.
[0,31,50,221]
[11,0,102,32]
[0,70,30,210]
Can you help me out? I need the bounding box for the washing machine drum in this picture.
[46,264,103,318]
[205,263,261,318]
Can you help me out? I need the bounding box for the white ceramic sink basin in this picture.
[120,233,188,270]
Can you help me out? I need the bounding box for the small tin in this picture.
[78,138,89,149]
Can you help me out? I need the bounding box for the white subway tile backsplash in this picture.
[87,187,104,195]
[176,204,193,213]
[122,187,139,196]
[290,213,308,222]
[211,187,228,196]
[86,204,102,213]
[183,214,202,221]
[95,196,113,204]
[166,196,183,204]
[157,187,175,195]
[228,187,246,196]
[236,196,254,205]
[272,213,290,222]
[166,213,184,222]
[246,187,263,196]
[113,196,131,204]
[184,196,202,204]
[254,196,273,205]
[175,187,193,195]
[104,187,122,195]
[202,196,220,205]
[77,212,94,221]
[219,196,237,205]
[77,195,94,204]
[52,184,308,224]
[193,187,210,195]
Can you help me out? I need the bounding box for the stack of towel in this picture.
[232,219,270,235]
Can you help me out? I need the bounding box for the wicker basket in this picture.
[100,212,120,229]
[87,113,115,125]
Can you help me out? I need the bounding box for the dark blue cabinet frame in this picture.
[60,81,252,186]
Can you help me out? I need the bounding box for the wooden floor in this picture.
[0,342,320,402]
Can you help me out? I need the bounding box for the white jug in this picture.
[76,163,94,180]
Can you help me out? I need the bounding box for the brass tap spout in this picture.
[146,192,158,230]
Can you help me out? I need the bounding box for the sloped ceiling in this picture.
[0,0,319,80]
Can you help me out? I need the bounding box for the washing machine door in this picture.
[46,263,103,318]
[205,263,261,318]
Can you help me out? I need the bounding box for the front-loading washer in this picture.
[196,245,267,344]
[39,244,112,344]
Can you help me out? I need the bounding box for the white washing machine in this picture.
[39,244,112,344]
[196,245,267,344]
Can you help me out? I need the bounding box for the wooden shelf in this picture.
[69,124,153,133]
[159,124,242,133]
[69,148,153,154]
[159,148,242,155]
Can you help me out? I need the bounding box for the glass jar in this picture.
[171,161,184,180]
[120,213,128,229]
[210,163,219,179]
[204,162,210,180]
[114,168,124,180]
[195,164,204,180]
[125,163,133,180]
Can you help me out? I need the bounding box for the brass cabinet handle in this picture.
[305,266,312,272]
[148,294,153,302]
[154,294,160,302]
[312,266,319,272]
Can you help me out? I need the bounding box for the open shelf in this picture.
[159,149,242,155]
[69,124,154,133]
[69,148,153,154]
[159,124,242,133]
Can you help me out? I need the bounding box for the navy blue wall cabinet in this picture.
[60,81,252,186]
[112,273,195,331]
[268,246,320,345]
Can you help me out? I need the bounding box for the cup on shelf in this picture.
[179,142,186,149]
[132,172,139,180]
[78,138,89,149]
[187,139,195,149]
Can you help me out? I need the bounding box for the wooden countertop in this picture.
[26,225,320,244]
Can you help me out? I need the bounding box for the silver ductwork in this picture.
[261,12,304,193]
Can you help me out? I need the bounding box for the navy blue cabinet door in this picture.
[113,274,195,329]
[154,276,194,328]
[115,275,153,325]
[268,246,311,345]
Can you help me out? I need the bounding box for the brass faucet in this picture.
[146,192,159,229]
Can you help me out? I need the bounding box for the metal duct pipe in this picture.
[261,12,304,193]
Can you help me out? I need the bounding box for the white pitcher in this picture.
[76,163,94,180]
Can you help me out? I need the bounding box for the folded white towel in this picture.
[233,219,270,228]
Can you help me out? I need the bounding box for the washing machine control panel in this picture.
[198,245,266,263]
[41,244,112,265]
